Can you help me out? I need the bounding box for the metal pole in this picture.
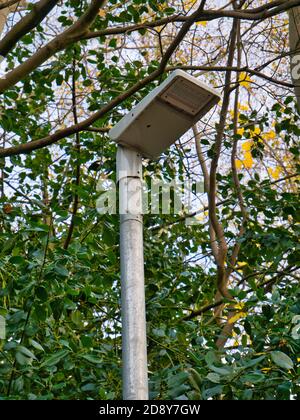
[117,146,148,400]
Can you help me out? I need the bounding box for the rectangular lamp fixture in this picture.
[109,70,221,159]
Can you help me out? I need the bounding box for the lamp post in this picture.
[109,70,221,400]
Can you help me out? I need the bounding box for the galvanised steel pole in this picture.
[117,146,148,400]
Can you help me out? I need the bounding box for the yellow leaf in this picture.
[239,72,252,89]
[242,140,252,152]
[197,21,208,26]
[235,159,243,170]
[267,166,282,180]
[251,126,261,136]
[229,312,247,324]
[237,128,244,136]
[237,261,247,268]
[243,151,254,169]
[98,10,106,18]
[297,358,300,363]
[264,130,276,140]
[239,103,249,111]
[234,302,245,310]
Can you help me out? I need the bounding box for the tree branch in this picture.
[0,0,59,57]
[0,2,203,157]
[228,18,248,274]
[1,59,288,160]
[216,17,246,348]
[193,125,219,263]
[184,299,224,321]
[0,0,106,92]
[201,0,300,20]
[83,0,300,42]
[0,0,23,11]
[0,1,298,158]
[185,265,298,321]
[0,0,298,93]
[209,18,238,299]
[166,65,294,88]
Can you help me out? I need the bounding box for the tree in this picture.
[0,0,299,400]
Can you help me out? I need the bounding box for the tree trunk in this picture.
[289,7,300,109]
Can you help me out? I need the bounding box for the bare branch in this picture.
[0,0,23,11]
[83,0,300,42]
[193,125,219,263]
[184,299,224,321]
[0,0,107,92]
[0,0,59,57]
[208,18,238,300]
[166,65,294,88]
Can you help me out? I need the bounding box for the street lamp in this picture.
[109,70,221,400]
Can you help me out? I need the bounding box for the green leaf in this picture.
[41,350,70,367]
[9,256,26,265]
[205,350,219,367]
[242,355,266,368]
[35,286,48,302]
[202,385,223,399]
[209,365,232,376]
[54,265,69,277]
[17,345,37,360]
[168,383,189,399]
[50,299,64,321]
[241,373,265,384]
[16,352,31,366]
[79,354,102,364]
[34,304,47,322]
[81,383,96,392]
[71,310,83,327]
[242,389,253,400]
[271,351,294,370]
[188,368,202,388]
[29,339,44,352]
[262,305,274,320]
[206,372,221,383]
[102,223,115,246]
[81,336,93,348]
